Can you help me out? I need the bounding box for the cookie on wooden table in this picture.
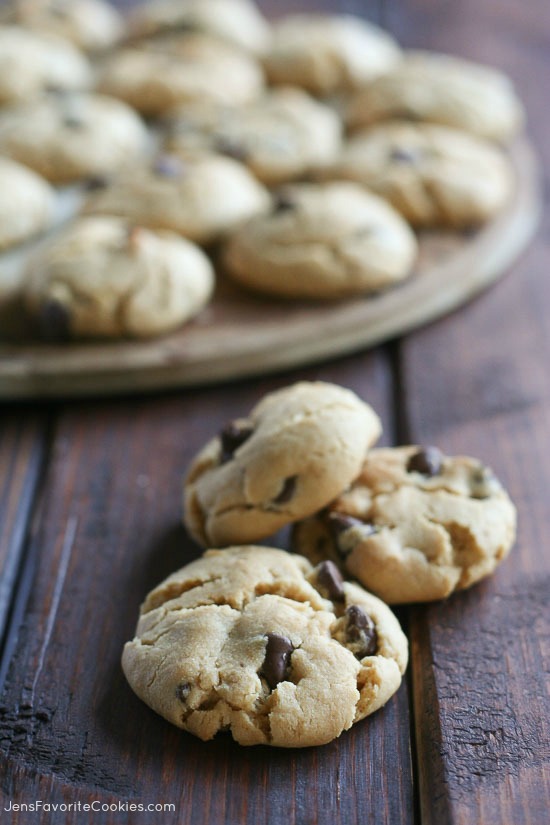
[8,0,124,52]
[164,87,342,186]
[0,92,149,184]
[127,0,271,56]
[24,217,215,340]
[98,33,265,116]
[264,14,401,96]
[320,121,514,229]
[122,546,408,747]
[0,157,55,250]
[0,25,91,105]
[346,51,524,142]
[183,381,382,546]
[83,153,270,245]
[293,446,517,604]
[223,182,417,299]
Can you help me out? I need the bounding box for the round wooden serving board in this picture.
[0,138,541,400]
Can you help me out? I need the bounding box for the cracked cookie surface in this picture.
[183,381,382,546]
[223,182,417,300]
[346,51,524,142]
[24,216,214,339]
[319,121,513,229]
[0,93,149,185]
[164,88,342,186]
[122,546,408,747]
[264,14,401,95]
[293,446,517,604]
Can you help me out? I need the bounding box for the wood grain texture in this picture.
[0,413,47,657]
[0,140,540,399]
[0,356,416,825]
[389,0,550,821]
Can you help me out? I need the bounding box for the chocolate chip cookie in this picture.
[98,33,264,116]
[264,14,401,95]
[83,153,270,245]
[223,182,417,299]
[122,546,408,747]
[346,51,524,142]
[24,216,215,339]
[127,0,271,56]
[0,93,149,185]
[293,446,517,604]
[164,87,342,185]
[320,121,514,228]
[0,25,91,105]
[184,381,382,546]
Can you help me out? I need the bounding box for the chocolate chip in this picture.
[176,682,191,702]
[37,300,71,342]
[471,466,499,499]
[328,513,369,538]
[215,136,249,163]
[152,155,185,178]
[346,605,378,657]
[219,421,254,463]
[315,560,345,602]
[44,84,66,95]
[85,175,109,191]
[260,633,294,690]
[63,114,84,129]
[390,147,418,164]
[273,475,297,504]
[407,446,443,476]
[273,193,295,214]
[171,20,200,34]
[327,513,376,559]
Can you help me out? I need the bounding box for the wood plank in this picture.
[0,139,540,399]
[0,355,416,825]
[0,412,47,658]
[389,0,550,821]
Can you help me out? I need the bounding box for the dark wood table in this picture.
[1,1,549,822]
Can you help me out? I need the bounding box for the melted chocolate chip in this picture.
[346,605,378,657]
[176,682,191,702]
[152,155,185,178]
[273,475,297,504]
[315,560,345,602]
[219,421,254,463]
[260,633,293,690]
[407,446,443,477]
[215,136,249,163]
[273,193,295,214]
[37,300,71,342]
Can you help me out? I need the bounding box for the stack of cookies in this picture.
[122,381,517,747]
[0,0,524,341]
